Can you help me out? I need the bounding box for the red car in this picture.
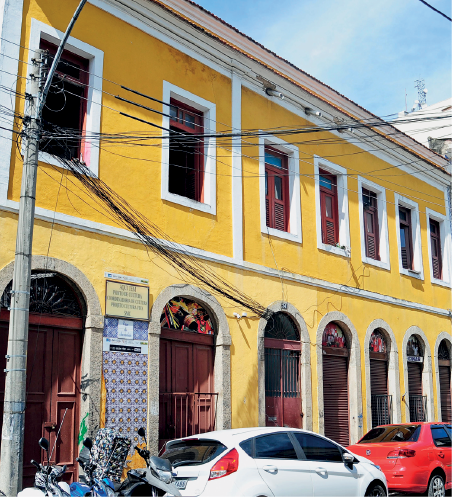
[348,422,451,496]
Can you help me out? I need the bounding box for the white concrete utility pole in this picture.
[0,1,88,493]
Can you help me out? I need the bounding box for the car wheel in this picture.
[427,474,446,497]
[365,482,387,497]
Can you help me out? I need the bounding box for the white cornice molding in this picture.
[1,198,450,318]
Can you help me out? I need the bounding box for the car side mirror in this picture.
[343,452,354,468]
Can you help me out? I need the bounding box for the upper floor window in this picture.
[39,39,88,161]
[362,188,380,260]
[429,219,442,280]
[399,206,413,270]
[319,169,339,245]
[265,148,289,232]
[168,99,204,202]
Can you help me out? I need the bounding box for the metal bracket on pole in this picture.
[4,369,26,373]
[5,355,26,360]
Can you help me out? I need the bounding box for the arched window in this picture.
[369,329,387,354]
[264,312,299,341]
[369,329,391,427]
[322,322,347,349]
[264,312,301,429]
[438,340,450,361]
[1,272,82,317]
[406,335,426,422]
[160,297,214,334]
[407,335,423,358]
[438,339,451,423]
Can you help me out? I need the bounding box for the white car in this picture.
[161,427,387,497]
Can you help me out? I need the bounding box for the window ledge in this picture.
[318,243,350,258]
[431,277,451,288]
[263,227,302,243]
[162,190,215,215]
[400,267,424,280]
[362,257,390,271]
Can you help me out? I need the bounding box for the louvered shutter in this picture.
[439,365,451,423]
[323,355,349,446]
[408,362,423,396]
[274,202,285,231]
[430,220,442,279]
[401,244,409,269]
[321,191,338,245]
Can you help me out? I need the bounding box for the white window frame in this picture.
[426,208,451,287]
[357,177,390,270]
[161,81,216,215]
[394,193,424,279]
[314,155,350,256]
[259,134,302,243]
[27,19,103,176]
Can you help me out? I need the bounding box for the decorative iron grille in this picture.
[265,348,300,398]
[0,273,82,317]
[438,340,450,361]
[409,395,427,422]
[371,394,392,427]
[264,312,299,341]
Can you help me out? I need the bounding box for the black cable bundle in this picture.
[53,154,270,319]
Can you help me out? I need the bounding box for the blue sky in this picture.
[193,0,451,118]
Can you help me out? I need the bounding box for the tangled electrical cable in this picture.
[48,149,270,319]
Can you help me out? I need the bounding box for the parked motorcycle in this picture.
[71,428,180,497]
[18,437,71,497]
[70,438,115,496]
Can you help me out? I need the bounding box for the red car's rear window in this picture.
[358,425,421,444]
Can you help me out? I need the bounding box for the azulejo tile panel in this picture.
[103,318,148,451]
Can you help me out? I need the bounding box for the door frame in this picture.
[364,319,401,429]
[257,301,312,431]
[434,332,452,422]
[315,312,363,444]
[0,257,104,444]
[148,284,231,455]
[402,327,434,422]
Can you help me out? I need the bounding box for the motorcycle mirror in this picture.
[137,427,146,438]
[38,437,49,452]
[83,437,93,450]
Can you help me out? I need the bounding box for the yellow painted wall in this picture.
[1,0,450,448]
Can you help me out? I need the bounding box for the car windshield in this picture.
[161,439,227,468]
[359,425,421,444]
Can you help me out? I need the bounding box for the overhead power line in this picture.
[417,0,452,21]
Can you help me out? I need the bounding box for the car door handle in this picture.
[315,467,328,475]
[263,465,278,474]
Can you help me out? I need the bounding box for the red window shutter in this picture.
[320,170,338,245]
[363,189,380,260]
[399,207,413,270]
[265,148,289,232]
[430,220,442,279]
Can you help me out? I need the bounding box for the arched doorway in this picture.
[264,312,301,428]
[322,322,349,446]
[0,272,84,486]
[406,335,426,422]
[438,340,451,423]
[369,329,391,427]
[159,297,216,448]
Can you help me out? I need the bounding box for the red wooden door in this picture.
[264,338,302,429]
[0,314,81,487]
[159,331,214,447]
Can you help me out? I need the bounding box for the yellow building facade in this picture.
[0,0,451,475]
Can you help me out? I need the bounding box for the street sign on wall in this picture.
[105,280,149,320]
